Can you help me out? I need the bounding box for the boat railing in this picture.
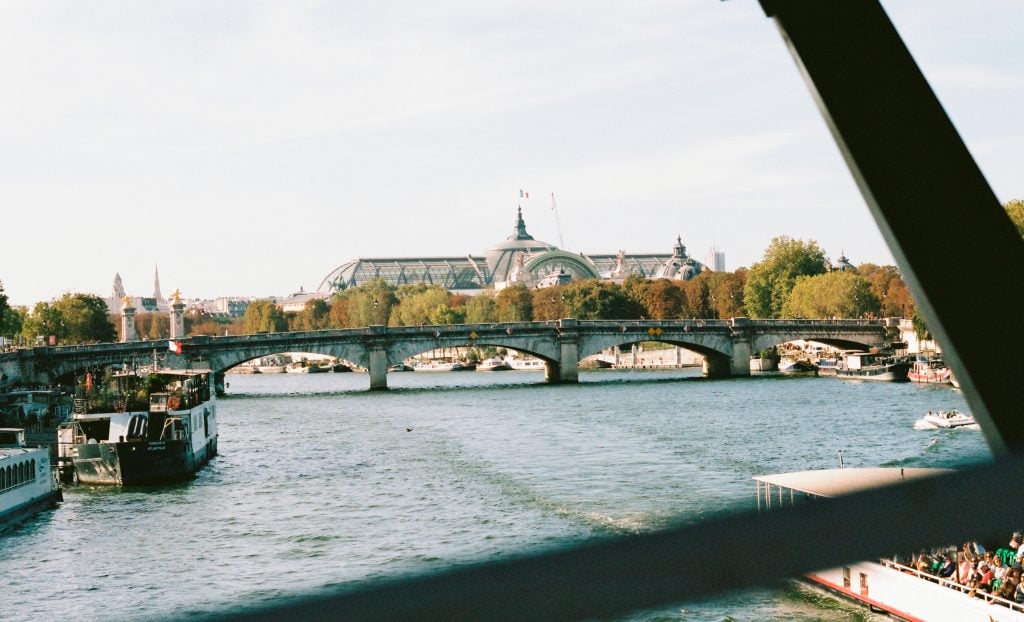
[878,558,1024,614]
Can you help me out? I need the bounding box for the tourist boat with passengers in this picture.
[754,467,1024,621]
[57,367,218,485]
[834,352,910,382]
[922,409,977,429]
[909,354,954,384]
[0,428,62,531]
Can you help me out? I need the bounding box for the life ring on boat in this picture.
[167,395,181,410]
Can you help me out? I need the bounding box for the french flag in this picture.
[519,189,530,199]
[168,340,183,355]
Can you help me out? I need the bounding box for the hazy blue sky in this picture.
[2,1,1020,306]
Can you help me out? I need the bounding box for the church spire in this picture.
[153,265,163,301]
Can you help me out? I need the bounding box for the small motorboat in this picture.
[922,409,976,429]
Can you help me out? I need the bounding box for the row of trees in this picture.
[3,200,1020,344]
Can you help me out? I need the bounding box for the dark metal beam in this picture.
[759,0,1024,455]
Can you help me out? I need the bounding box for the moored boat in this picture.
[754,468,1024,621]
[0,428,62,531]
[285,362,310,373]
[57,368,218,485]
[778,356,817,375]
[509,356,546,371]
[835,352,910,382]
[476,357,512,372]
[909,355,953,384]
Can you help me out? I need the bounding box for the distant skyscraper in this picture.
[705,248,726,272]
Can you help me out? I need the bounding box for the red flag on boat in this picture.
[168,340,183,355]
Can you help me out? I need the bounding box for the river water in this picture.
[1,368,986,621]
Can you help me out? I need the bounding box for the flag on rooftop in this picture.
[519,189,530,199]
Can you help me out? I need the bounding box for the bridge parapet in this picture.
[0,318,895,389]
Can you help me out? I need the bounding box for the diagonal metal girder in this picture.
[759,0,1024,454]
[190,2,1024,620]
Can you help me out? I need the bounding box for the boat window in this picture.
[1,467,6,490]
[30,459,35,481]
[126,415,148,441]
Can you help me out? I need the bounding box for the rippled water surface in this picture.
[1,369,986,621]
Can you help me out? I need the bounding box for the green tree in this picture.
[242,299,288,333]
[0,280,10,338]
[495,284,533,322]
[390,285,450,326]
[781,271,881,319]
[291,298,330,331]
[22,293,117,344]
[345,279,397,327]
[561,280,643,320]
[464,293,498,323]
[743,236,828,318]
[531,285,566,321]
[1005,199,1024,238]
[428,304,466,325]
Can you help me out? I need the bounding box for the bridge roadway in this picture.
[0,318,896,391]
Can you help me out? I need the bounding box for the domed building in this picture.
[316,208,707,293]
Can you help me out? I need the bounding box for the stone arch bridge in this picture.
[0,318,898,391]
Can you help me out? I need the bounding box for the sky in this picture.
[1,1,1021,307]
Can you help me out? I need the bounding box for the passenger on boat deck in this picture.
[1010,532,1022,551]
[994,556,1009,582]
[958,556,973,584]
[998,568,1021,601]
[914,551,932,573]
[936,556,956,578]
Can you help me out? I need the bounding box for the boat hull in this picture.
[908,368,953,384]
[835,362,910,381]
[0,489,62,532]
[807,560,1024,622]
[72,437,217,485]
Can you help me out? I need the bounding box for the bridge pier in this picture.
[559,339,579,383]
[368,348,388,390]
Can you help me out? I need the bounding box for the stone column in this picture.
[169,290,186,340]
[368,348,388,390]
[121,303,137,343]
[558,340,579,383]
[365,325,389,390]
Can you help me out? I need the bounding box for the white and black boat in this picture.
[0,428,62,531]
[57,368,218,485]
[835,352,910,382]
[922,409,977,429]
